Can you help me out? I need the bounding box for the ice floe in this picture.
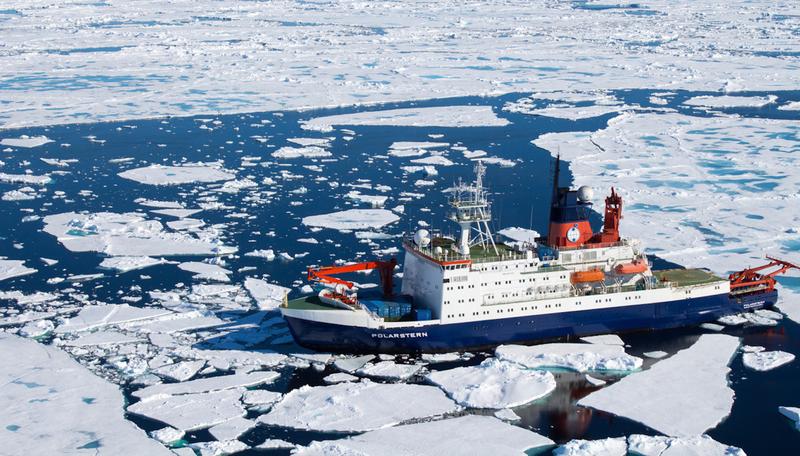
[742,350,795,371]
[303,106,509,132]
[295,415,553,455]
[426,358,556,409]
[43,212,236,257]
[0,172,51,185]
[243,278,289,310]
[0,135,53,148]
[554,438,627,456]
[55,304,172,333]
[118,164,235,185]
[627,434,746,456]
[127,389,245,432]
[99,256,171,273]
[258,380,459,432]
[0,258,37,281]
[356,360,423,380]
[496,342,642,372]
[778,406,800,430]
[578,334,739,436]
[0,333,171,454]
[302,208,400,231]
[684,94,777,108]
[272,146,332,159]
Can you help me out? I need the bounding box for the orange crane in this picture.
[729,256,799,294]
[307,259,398,298]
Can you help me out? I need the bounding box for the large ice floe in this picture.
[258,380,459,432]
[0,258,37,281]
[42,212,236,256]
[294,415,554,456]
[301,208,400,231]
[0,135,53,148]
[555,435,745,456]
[0,333,171,454]
[578,334,740,437]
[117,163,235,185]
[496,342,642,373]
[3,1,800,129]
[302,106,509,132]
[742,350,795,371]
[425,358,556,408]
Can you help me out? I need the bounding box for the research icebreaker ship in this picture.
[281,161,797,353]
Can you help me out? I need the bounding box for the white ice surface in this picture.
[742,350,795,371]
[581,334,625,346]
[99,256,170,273]
[258,380,459,432]
[118,164,234,185]
[55,304,172,333]
[0,135,53,148]
[243,278,289,310]
[0,258,37,281]
[683,94,776,108]
[0,173,51,185]
[302,209,400,231]
[303,106,509,132]
[3,2,800,129]
[0,333,171,454]
[133,371,279,402]
[554,438,627,456]
[578,334,740,437]
[356,360,423,380]
[627,434,746,456]
[43,212,236,257]
[294,415,553,456]
[426,358,556,409]
[127,389,245,432]
[496,343,642,372]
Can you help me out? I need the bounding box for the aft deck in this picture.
[654,268,725,287]
[285,295,344,311]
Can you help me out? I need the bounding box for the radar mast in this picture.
[448,160,498,257]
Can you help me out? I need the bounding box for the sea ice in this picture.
[742,350,795,371]
[302,106,509,132]
[243,278,289,310]
[426,358,556,409]
[643,351,669,359]
[684,94,777,108]
[258,380,459,432]
[302,209,400,231]
[133,371,280,402]
[207,416,256,441]
[152,360,206,382]
[496,343,642,372]
[334,354,375,373]
[99,256,170,273]
[55,304,172,333]
[272,146,331,159]
[118,164,235,185]
[0,135,53,148]
[0,172,51,185]
[578,334,740,437]
[323,372,359,384]
[0,333,171,454]
[581,334,625,346]
[43,212,236,257]
[356,360,423,380]
[178,261,231,281]
[778,406,800,430]
[494,408,521,422]
[554,438,627,456]
[293,415,553,456]
[127,389,246,432]
[0,258,37,281]
[627,434,746,456]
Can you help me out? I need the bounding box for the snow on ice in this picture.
[496,342,642,373]
[426,358,556,409]
[302,208,400,231]
[294,415,554,456]
[742,350,795,371]
[0,135,53,148]
[578,334,740,437]
[258,380,459,432]
[0,333,171,454]
[118,164,235,185]
[0,258,37,281]
[43,212,237,257]
[303,106,510,132]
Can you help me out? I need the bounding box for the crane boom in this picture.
[308,259,398,297]
[729,256,799,293]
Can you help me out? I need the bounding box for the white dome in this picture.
[577,185,594,202]
[414,229,431,247]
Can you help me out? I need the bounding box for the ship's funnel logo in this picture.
[567,224,581,243]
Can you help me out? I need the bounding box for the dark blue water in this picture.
[2,89,799,454]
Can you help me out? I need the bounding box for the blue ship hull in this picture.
[284,291,778,354]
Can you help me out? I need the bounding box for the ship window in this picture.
[443,279,450,283]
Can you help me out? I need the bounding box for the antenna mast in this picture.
[449,160,498,257]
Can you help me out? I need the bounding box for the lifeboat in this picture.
[318,288,357,310]
[616,259,648,275]
[571,269,605,283]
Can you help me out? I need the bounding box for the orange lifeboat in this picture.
[615,259,648,275]
[571,269,605,284]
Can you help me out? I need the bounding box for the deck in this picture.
[654,268,724,287]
